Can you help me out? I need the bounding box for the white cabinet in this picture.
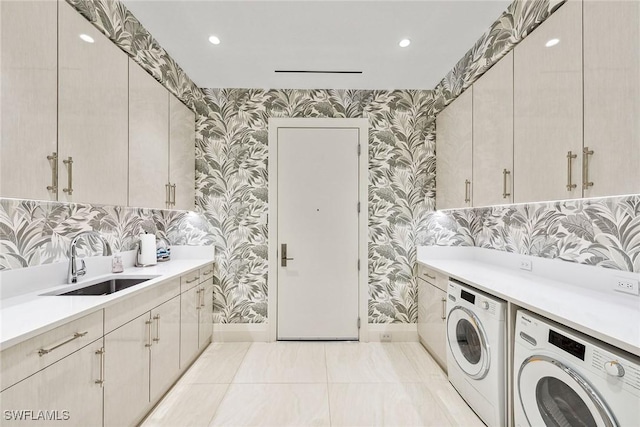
[0,0,57,200]
[150,295,181,402]
[180,277,201,368]
[417,264,448,371]
[0,339,104,427]
[169,94,196,211]
[513,1,583,203]
[58,1,129,206]
[436,88,473,210]
[583,0,640,197]
[198,278,214,350]
[104,313,151,427]
[128,59,170,209]
[473,52,514,206]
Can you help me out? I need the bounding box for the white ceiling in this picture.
[122,0,511,90]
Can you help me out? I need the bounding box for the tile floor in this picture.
[141,342,484,427]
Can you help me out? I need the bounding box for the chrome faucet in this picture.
[68,231,112,284]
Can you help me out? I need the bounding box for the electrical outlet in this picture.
[519,259,532,271]
[613,276,640,295]
[380,333,392,342]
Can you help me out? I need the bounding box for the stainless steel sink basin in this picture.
[44,276,159,296]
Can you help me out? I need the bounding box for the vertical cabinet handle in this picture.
[145,319,153,347]
[95,347,105,386]
[153,315,160,342]
[63,157,74,195]
[566,151,577,191]
[196,289,202,310]
[582,147,594,190]
[201,287,207,308]
[170,184,176,207]
[441,297,447,320]
[502,169,511,199]
[46,152,58,193]
[464,180,471,204]
[281,243,294,267]
[165,183,171,208]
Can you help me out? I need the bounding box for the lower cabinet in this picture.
[104,296,181,427]
[417,264,448,371]
[198,278,214,351]
[180,267,214,368]
[0,339,104,426]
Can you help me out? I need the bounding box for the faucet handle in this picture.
[77,259,87,277]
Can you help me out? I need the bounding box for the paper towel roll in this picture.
[138,233,157,266]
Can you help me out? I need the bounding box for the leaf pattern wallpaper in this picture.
[2,0,637,328]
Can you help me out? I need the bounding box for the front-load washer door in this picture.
[447,306,490,380]
[518,355,618,427]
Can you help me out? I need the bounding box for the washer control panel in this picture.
[592,349,640,394]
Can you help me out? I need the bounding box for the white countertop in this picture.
[417,246,640,357]
[0,246,215,350]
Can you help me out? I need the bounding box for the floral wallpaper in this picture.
[419,195,640,273]
[196,89,436,324]
[0,198,215,270]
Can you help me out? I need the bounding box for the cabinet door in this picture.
[473,51,514,206]
[150,296,180,402]
[169,94,195,211]
[180,285,200,368]
[0,1,57,200]
[583,0,640,197]
[104,313,151,427]
[198,278,214,349]
[58,2,128,206]
[0,339,104,426]
[128,59,170,209]
[417,279,447,370]
[514,1,582,203]
[436,88,473,210]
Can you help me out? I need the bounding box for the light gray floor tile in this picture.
[181,342,250,384]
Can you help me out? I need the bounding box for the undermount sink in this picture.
[45,276,159,296]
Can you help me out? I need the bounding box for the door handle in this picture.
[281,244,294,267]
[566,151,577,191]
[63,157,73,195]
[464,179,471,204]
[502,169,511,199]
[582,147,594,190]
[47,152,58,193]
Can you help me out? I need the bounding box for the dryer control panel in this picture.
[448,280,505,321]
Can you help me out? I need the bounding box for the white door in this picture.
[277,127,360,340]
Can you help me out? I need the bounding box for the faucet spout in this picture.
[68,231,112,284]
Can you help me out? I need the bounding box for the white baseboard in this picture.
[367,323,418,342]
[212,323,269,342]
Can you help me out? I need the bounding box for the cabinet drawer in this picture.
[0,310,103,392]
[199,263,214,283]
[417,263,448,292]
[180,269,201,292]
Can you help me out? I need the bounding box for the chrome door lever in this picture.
[281,244,294,267]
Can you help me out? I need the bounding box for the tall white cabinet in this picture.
[436,88,473,210]
[0,1,57,200]
[58,1,129,206]
[169,95,196,211]
[583,0,640,197]
[513,0,583,203]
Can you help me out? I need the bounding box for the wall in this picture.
[196,89,435,324]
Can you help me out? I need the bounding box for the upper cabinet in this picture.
[436,88,473,210]
[0,2,196,209]
[58,2,129,206]
[583,0,640,197]
[513,0,583,204]
[473,51,514,206]
[0,1,57,200]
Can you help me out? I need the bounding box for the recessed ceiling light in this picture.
[79,34,94,43]
[545,38,560,47]
[208,35,221,45]
[399,39,411,48]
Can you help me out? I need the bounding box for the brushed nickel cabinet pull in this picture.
[170,184,176,207]
[201,287,207,308]
[38,331,88,356]
[582,147,594,189]
[424,273,436,280]
[46,152,58,193]
[165,183,171,208]
[153,315,160,342]
[186,276,199,284]
[95,347,105,386]
[196,289,202,310]
[464,180,471,204]
[566,151,577,191]
[441,297,447,320]
[502,169,511,199]
[281,243,294,267]
[145,319,153,347]
[63,157,74,195]
[202,269,213,276]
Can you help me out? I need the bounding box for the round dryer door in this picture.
[447,306,490,380]
[518,355,618,427]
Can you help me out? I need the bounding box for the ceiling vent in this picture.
[274,70,363,74]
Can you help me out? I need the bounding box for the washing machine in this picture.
[514,310,640,426]
[446,279,507,427]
